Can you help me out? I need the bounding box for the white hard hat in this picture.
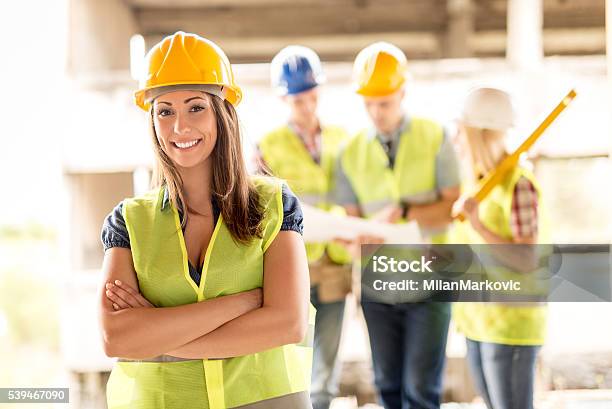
[461,87,515,131]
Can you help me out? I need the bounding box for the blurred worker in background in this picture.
[333,42,460,409]
[452,87,549,409]
[256,45,352,409]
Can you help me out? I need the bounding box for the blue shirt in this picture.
[100,183,303,286]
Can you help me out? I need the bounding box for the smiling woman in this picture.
[154,94,214,155]
[98,31,314,409]
[147,89,263,243]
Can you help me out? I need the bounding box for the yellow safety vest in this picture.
[453,167,550,346]
[340,117,449,243]
[106,176,314,409]
[259,124,351,264]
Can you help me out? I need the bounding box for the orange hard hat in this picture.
[353,42,408,97]
[134,31,242,111]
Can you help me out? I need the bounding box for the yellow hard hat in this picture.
[134,31,242,110]
[352,42,408,97]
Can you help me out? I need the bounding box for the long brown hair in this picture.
[149,94,265,245]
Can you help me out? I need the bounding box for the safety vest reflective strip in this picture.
[259,125,351,264]
[204,360,225,409]
[190,205,226,408]
[340,117,448,243]
[453,167,550,345]
[109,176,314,409]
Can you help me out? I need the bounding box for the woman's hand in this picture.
[371,204,403,224]
[105,280,154,310]
[106,281,262,313]
[453,196,481,227]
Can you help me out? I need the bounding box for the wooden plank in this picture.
[143,31,442,63]
[135,1,448,38]
[126,0,354,7]
[472,28,605,56]
[473,0,605,30]
[142,27,605,63]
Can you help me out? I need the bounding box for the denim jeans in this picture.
[310,286,346,409]
[466,339,541,409]
[361,301,451,409]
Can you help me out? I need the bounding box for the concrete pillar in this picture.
[68,0,137,76]
[607,0,612,80]
[445,0,474,58]
[607,0,612,219]
[507,0,543,70]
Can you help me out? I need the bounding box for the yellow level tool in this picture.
[455,88,577,221]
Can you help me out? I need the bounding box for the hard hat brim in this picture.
[284,82,319,96]
[135,82,242,111]
[354,79,406,97]
[462,119,514,131]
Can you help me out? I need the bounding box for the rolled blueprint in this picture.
[302,204,422,244]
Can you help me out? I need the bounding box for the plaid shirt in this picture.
[510,176,539,238]
[289,121,322,165]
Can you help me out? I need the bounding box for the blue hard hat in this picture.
[271,46,325,95]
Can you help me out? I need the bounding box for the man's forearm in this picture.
[408,198,454,228]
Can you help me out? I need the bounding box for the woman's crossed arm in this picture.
[98,247,262,360]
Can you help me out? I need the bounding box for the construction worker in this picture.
[452,87,549,409]
[98,31,314,409]
[257,45,352,409]
[333,42,460,409]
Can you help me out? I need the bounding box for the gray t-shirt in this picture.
[333,115,460,206]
